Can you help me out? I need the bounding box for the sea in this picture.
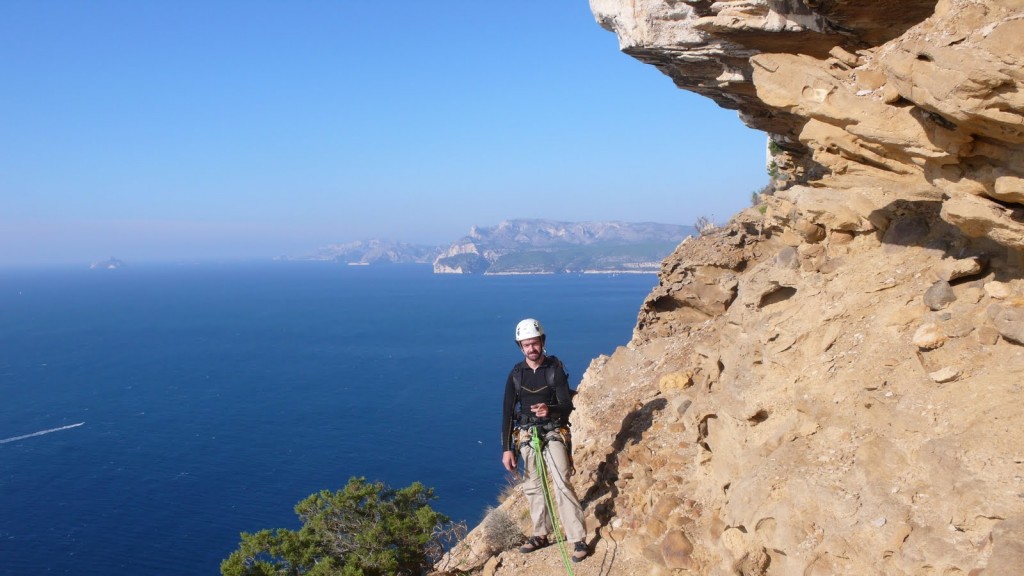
[0,262,656,575]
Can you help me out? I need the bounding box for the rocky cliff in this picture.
[436,1,1024,575]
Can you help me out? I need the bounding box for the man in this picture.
[501,318,588,562]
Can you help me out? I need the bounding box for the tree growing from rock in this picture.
[221,477,452,576]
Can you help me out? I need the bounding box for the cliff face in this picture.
[591,0,1024,249]
[436,2,1024,574]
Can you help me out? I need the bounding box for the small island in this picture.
[90,257,124,270]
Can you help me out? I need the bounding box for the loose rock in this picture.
[776,246,799,269]
[985,281,1012,299]
[933,257,985,282]
[994,307,1024,344]
[923,280,956,311]
[928,366,961,383]
[977,325,1001,345]
[913,323,947,349]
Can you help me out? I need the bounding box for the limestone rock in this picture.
[776,246,799,269]
[652,496,681,519]
[933,257,985,282]
[660,531,694,570]
[777,187,878,233]
[941,194,1024,250]
[794,219,826,243]
[798,243,828,272]
[984,281,1012,299]
[829,230,856,245]
[986,518,1024,574]
[913,323,947,349]
[977,325,1001,345]
[591,0,1024,248]
[658,371,692,393]
[928,366,961,383]
[960,286,984,305]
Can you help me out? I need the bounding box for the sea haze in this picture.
[0,263,656,574]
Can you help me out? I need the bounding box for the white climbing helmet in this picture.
[515,318,545,342]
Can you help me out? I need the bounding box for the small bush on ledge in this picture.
[221,477,454,576]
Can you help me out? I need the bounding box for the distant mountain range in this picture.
[291,219,695,274]
[432,220,693,274]
[296,239,438,265]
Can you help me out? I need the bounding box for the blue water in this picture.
[0,263,654,574]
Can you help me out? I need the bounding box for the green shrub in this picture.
[221,477,453,576]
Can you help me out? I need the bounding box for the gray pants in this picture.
[518,428,586,542]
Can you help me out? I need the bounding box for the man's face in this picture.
[519,337,543,362]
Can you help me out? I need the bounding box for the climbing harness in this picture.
[531,426,576,576]
[516,422,574,476]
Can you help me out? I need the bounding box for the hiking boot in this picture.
[519,535,549,553]
[571,540,589,562]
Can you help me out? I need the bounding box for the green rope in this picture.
[531,426,576,576]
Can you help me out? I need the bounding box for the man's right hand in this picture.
[502,450,517,472]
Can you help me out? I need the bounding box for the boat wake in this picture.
[0,422,86,445]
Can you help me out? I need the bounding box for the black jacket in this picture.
[501,356,573,452]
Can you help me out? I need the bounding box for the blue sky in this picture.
[1,1,767,266]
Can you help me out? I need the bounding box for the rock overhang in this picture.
[590,0,1024,250]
